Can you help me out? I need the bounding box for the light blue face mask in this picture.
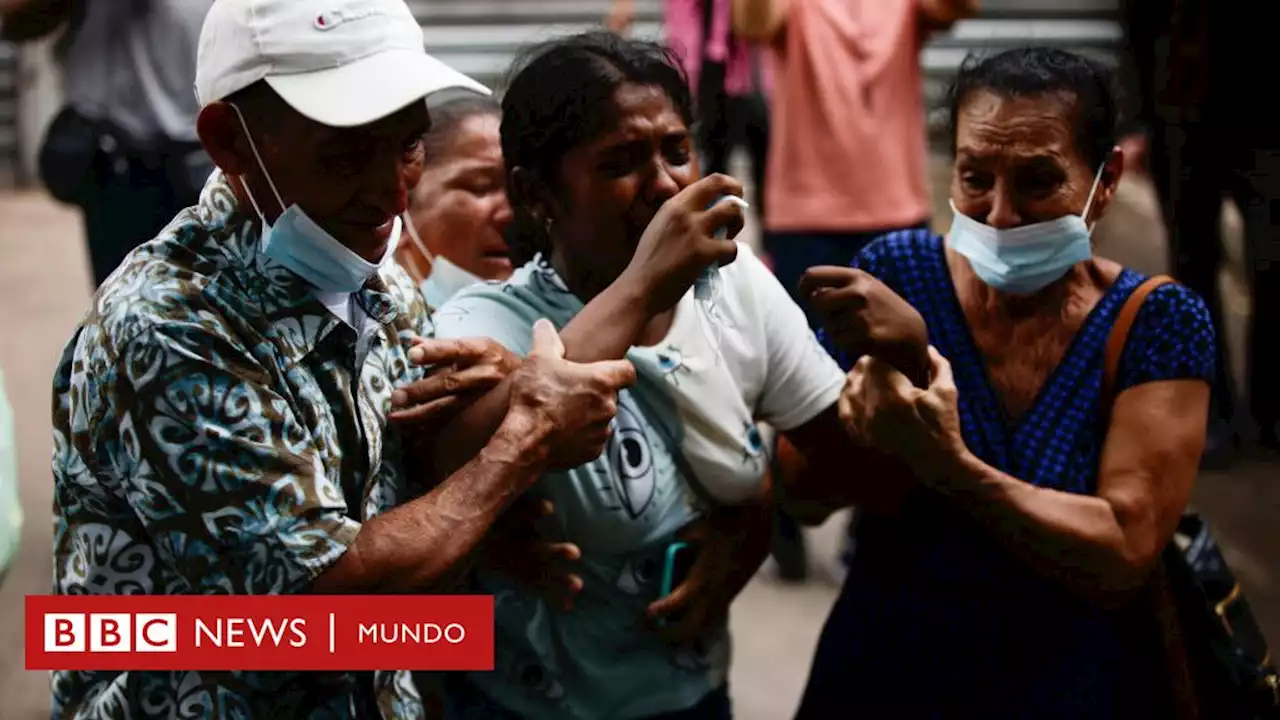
[948,163,1106,295]
[229,103,398,294]
[400,210,485,308]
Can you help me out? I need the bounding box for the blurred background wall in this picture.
[0,0,1122,189]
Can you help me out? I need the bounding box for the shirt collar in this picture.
[195,169,401,361]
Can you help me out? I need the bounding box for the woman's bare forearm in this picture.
[936,380,1208,608]
[938,450,1155,607]
[556,272,651,363]
[433,274,652,477]
[777,407,916,523]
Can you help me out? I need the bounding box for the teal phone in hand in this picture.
[658,541,698,627]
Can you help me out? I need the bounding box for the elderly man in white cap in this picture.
[49,0,635,717]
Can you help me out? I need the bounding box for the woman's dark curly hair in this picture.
[422,94,501,165]
[945,46,1120,170]
[500,31,695,266]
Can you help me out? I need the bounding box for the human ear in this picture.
[196,102,255,177]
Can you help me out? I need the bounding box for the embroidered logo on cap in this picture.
[315,8,388,30]
[315,11,341,29]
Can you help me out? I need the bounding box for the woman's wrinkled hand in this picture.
[645,495,773,648]
[839,346,968,486]
[800,266,930,388]
[478,495,584,611]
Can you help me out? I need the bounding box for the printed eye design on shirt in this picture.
[614,553,659,596]
[743,424,765,466]
[512,660,566,703]
[656,345,690,387]
[606,403,656,520]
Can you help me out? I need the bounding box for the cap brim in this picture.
[265,49,490,128]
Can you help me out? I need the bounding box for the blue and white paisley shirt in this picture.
[51,169,435,719]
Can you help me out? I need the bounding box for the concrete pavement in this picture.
[0,190,89,720]
[0,159,1275,720]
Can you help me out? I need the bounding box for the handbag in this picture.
[1104,275,1280,719]
[38,106,100,206]
[19,0,97,206]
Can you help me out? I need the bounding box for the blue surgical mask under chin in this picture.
[401,211,485,308]
[948,164,1105,295]
[228,103,396,295]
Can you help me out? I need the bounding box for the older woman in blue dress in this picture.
[795,47,1215,718]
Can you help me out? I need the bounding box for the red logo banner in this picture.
[25,595,494,671]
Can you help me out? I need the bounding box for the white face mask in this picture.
[229,103,398,294]
[401,211,484,307]
[948,163,1106,295]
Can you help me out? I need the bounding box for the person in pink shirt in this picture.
[609,0,770,222]
[735,0,978,317]
[734,0,979,577]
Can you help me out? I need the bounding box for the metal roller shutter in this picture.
[0,43,19,188]
[0,1,1120,189]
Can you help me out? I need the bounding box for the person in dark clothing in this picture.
[1120,0,1280,456]
[0,0,215,290]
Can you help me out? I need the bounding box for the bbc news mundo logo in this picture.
[26,596,493,671]
[45,613,178,653]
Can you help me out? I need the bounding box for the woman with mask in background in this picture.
[396,94,513,308]
[793,47,1215,717]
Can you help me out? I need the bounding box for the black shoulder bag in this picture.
[1104,275,1279,719]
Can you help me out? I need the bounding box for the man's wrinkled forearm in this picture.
[312,410,552,593]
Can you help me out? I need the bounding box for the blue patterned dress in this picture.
[796,230,1216,718]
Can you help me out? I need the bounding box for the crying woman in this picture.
[396,94,514,309]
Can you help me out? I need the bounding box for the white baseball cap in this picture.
[195,0,491,128]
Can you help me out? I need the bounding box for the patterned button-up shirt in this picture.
[51,170,434,718]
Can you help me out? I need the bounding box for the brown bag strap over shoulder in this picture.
[1102,274,1178,406]
[1102,273,1204,719]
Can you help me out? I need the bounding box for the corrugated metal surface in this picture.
[0,43,19,188]
[409,0,664,92]
[407,0,1120,96]
[924,1,1123,132]
[0,0,1122,189]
